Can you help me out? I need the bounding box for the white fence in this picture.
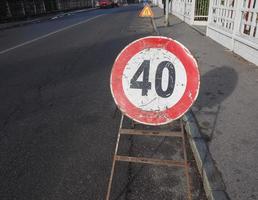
[207,0,258,65]
[156,0,209,25]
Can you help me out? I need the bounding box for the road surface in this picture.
[0,5,206,200]
[0,4,153,200]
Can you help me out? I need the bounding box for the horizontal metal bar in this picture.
[211,5,236,11]
[115,155,185,167]
[119,129,183,137]
[194,15,208,18]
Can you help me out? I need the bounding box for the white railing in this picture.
[157,0,209,25]
[208,0,236,32]
[207,0,258,65]
[169,0,195,24]
[240,0,258,41]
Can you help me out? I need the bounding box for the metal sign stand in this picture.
[106,114,192,200]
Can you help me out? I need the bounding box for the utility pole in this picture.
[56,0,61,11]
[42,0,46,13]
[165,0,169,26]
[21,0,26,16]
[6,0,12,18]
[32,0,37,15]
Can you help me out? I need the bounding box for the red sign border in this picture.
[110,36,200,125]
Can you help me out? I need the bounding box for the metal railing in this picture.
[208,0,236,32]
[207,0,258,65]
[240,0,258,40]
[208,0,258,40]
[194,0,209,21]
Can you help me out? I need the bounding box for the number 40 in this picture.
[130,60,176,98]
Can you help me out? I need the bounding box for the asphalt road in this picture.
[0,6,145,54]
[0,5,207,200]
[0,4,155,200]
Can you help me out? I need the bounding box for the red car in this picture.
[99,0,118,8]
[99,0,113,8]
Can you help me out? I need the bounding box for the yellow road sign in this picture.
[139,5,154,17]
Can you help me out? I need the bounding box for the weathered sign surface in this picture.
[110,36,200,125]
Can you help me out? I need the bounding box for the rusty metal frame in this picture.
[106,114,192,200]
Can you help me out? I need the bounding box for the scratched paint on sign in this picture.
[122,48,187,111]
[110,36,200,125]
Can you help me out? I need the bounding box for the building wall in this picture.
[0,0,93,21]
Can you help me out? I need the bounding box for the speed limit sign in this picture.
[110,36,200,125]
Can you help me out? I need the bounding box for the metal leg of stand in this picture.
[106,116,192,200]
[106,115,124,200]
[181,119,192,200]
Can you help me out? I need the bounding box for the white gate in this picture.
[195,0,209,24]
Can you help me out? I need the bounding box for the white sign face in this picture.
[122,48,187,111]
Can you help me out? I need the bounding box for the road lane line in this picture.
[0,14,105,55]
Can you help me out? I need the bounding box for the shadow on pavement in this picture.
[193,66,238,142]
[196,66,238,108]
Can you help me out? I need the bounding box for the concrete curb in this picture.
[190,25,206,36]
[183,111,230,200]
[150,16,230,200]
[151,17,160,35]
[0,8,97,31]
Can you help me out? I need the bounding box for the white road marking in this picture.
[0,14,105,55]
[51,16,59,20]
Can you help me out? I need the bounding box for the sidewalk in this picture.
[152,7,258,200]
[0,8,97,31]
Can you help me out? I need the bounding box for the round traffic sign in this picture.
[110,36,200,125]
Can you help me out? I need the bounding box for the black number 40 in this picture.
[130,60,175,98]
